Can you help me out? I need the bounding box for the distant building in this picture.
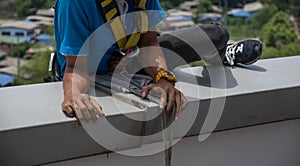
[0,21,40,42]
[36,9,54,17]
[243,2,263,13]
[198,13,222,24]
[26,15,54,27]
[179,1,199,13]
[36,34,52,46]
[158,17,194,33]
[212,5,222,14]
[0,36,27,52]
[168,9,193,18]
[158,9,195,33]
[26,8,54,27]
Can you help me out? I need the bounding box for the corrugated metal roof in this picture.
[36,9,54,17]
[26,15,54,22]
[0,21,39,31]
[244,2,264,12]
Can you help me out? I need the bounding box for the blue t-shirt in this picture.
[54,0,167,78]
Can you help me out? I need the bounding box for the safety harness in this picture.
[95,0,149,51]
[47,0,149,82]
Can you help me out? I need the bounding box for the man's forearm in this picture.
[63,56,90,96]
[138,31,168,79]
[63,71,90,95]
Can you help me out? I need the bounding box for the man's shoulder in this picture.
[56,0,95,9]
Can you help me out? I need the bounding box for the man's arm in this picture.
[138,31,188,120]
[61,56,105,122]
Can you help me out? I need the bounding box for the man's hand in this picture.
[62,92,105,123]
[142,79,188,120]
[137,31,188,120]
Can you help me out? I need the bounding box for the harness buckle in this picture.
[118,48,126,56]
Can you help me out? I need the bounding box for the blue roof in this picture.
[37,34,51,40]
[199,15,219,21]
[23,20,33,23]
[37,34,52,45]
[232,9,251,17]
[0,73,15,87]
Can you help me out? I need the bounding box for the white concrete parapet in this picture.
[1,56,300,165]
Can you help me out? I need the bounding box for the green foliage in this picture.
[225,16,256,38]
[292,0,300,17]
[14,0,55,18]
[160,0,174,10]
[30,42,47,49]
[9,42,30,58]
[279,42,300,57]
[43,26,54,36]
[226,4,280,39]
[261,47,280,59]
[248,4,279,36]
[260,0,289,12]
[159,0,189,8]
[262,11,296,48]
[193,0,213,23]
[292,6,300,18]
[13,50,51,85]
[0,0,15,19]
[197,0,213,13]
[170,0,186,7]
[261,42,300,59]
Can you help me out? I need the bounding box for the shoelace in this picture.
[225,43,244,65]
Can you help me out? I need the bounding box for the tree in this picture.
[279,42,300,57]
[0,0,15,18]
[262,11,296,48]
[14,50,51,85]
[171,0,186,7]
[291,0,300,18]
[159,0,186,8]
[248,4,279,34]
[217,0,256,8]
[261,47,280,59]
[160,0,174,10]
[14,0,55,18]
[260,0,289,11]
[197,0,213,13]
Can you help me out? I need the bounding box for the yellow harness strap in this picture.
[97,0,148,51]
[137,0,147,9]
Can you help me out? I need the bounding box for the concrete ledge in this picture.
[44,119,300,166]
[0,56,300,165]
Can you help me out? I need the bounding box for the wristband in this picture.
[155,69,177,85]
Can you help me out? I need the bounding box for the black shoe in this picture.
[224,39,263,66]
